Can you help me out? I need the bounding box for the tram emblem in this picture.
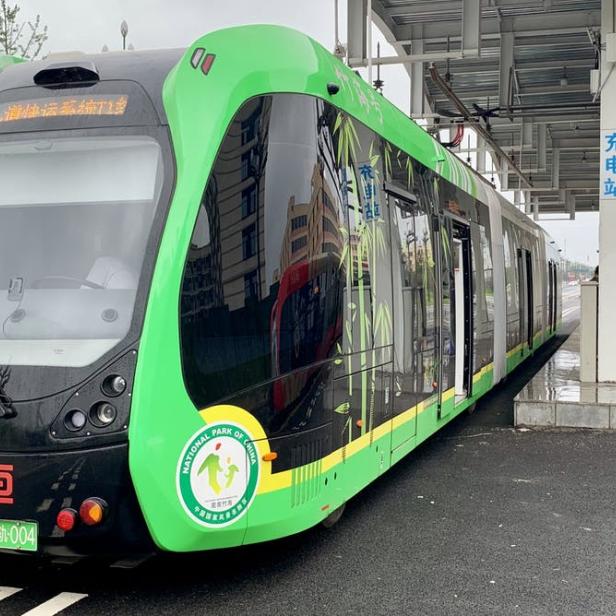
[177,422,259,528]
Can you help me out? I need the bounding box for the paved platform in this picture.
[515,327,616,429]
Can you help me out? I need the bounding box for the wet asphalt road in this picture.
[3,288,614,616]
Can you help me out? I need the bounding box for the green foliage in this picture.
[0,1,47,59]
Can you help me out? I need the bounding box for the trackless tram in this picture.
[0,26,561,555]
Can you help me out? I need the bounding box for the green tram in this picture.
[0,25,561,555]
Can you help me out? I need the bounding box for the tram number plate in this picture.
[0,519,37,552]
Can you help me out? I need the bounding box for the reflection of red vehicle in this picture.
[271,254,343,411]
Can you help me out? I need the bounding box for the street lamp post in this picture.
[120,20,128,51]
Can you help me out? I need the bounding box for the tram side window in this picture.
[479,223,494,324]
[530,238,542,335]
[327,109,394,357]
[502,217,520,349]
[386,144,438,396]
[470,220,494,368]
[180,94,346,410]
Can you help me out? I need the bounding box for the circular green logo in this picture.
[176,422,260,528]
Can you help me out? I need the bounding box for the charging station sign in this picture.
[601,129,616,200]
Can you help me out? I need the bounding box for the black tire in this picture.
[322,504,346,529]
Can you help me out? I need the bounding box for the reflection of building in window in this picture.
[291,236,307,253]
[279,164,343,274]
[210,97,270,310]
[241,150,252,181]
[291,215,307,230]
[241,112,259,145]
[181,180,224,320]
[242,224,257,259]
[241,185,256,218]
[244,269,258,300]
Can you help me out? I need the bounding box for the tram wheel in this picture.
[466,402,477,415]
[322,503,346,529]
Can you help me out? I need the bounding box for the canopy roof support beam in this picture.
[462,0,482,56]
[347,0,367,64]
[498,32,514,109]
[551,147,560,189]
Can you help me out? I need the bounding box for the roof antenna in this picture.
[373,42,384,93]
[333,0,346,60]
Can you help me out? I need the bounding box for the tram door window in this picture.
[516,247,533,349]
[437,215,456,417]
[516,248,526,348]
[547,260,555,334]
[452,224,472,404]
[389,188,420,447]
[502,218,520,352]
[383,144,438,409]
[551,261,558,332]
[470,205,495,375]
[330,111,394,440]
[525,249,534,347]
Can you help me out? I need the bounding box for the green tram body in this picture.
[0,25,561,555]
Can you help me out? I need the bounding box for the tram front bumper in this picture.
[0,443,152,556]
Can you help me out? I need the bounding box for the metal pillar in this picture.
[462,0,482,56]
[498,32,514,109]
[598,0,616,381]
[537,124,547,171]
[499,162,509,191]
[410,26,425,116]
[551,147,560,188]
[567,192,576,220]
[347,0,367,63]
[477,137,487,174]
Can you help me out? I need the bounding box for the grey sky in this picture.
[18,0,598,264]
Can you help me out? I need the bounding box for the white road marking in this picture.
[0,586,21,601]
[36,499,54,513]
[20,592,88,616]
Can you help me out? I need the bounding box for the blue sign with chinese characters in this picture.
[358,162,381,221]
[602,130,616,199]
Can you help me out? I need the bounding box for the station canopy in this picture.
[347,0,601,217]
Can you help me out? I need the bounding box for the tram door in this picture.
[517,248,534,349]
[437,218,472,418]
[547,261,557,334]
[388,189,421,450]
[452,225,473,404]
[525,250,534,347]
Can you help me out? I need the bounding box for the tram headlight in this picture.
[64,409,87,432]
[92,402,117,426]
[102,374,127,397]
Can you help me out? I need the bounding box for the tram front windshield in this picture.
[0,135,164,367]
